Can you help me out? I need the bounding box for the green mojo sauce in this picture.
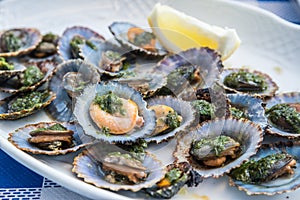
[165,111,181,129]
[69,35,96,58]
[191,100,214,121]
[22,65,44,86]
[2,31,24,52]
[0,57,14,70]
[230,153,291,183]
[132,31,155,47]
[192,135,233,156]
[31,123,67,134]
[266,103,300,133]
[9,91,49,112]
[230,106,247,119]
[93,91,125,115]
[224,70,267,92]
[167,66,196,89]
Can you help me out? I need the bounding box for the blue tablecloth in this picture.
[1,0,300,200]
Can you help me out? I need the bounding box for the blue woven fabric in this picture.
[0,0,299,199]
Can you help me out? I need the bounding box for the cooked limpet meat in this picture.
[190,135,241,167]
[72,141,165,191]
[109,21,167,56]
[8,121,93,155]
[8,90,49,112]
[0,59,56,94]
[30,32,59,58]
[127,27,157,52]
[0,90,55,120]
[266,103,300,134]
[228,141,300,195]
[155,47,223,100]
[229,152,296,184]
[191,99,215,122]
[28,123,74,151]
[74,82,156,142]
[145,96,196,144]
[173,118,263,178]
[100,50,126,72]
[219,68,278,97]
[0,28,42,57]
[89,91,144,135]
[224,70,267,92]
[102,152,148,184]
[58,26,105,60]
[145,162,203,199]
[149,104,182,136]
[265,92,300,138]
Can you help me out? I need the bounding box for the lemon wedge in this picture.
[148,3,241,60]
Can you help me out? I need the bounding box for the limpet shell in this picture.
[219,68,278,98]
[227,93,268,129]
[145,96,196,144]
[173,117,263,178]
[228,141,300,195]
[0,28,42,57]
[79,38,135,77]
[0,90,56,120]
[155,47,223,100]
[0,60,56,94]
[109,21,168,57]
[46,59,100,122]
[8,121,94,155]
[0,61,26,82]
[72,141,166,192]
[58,26,105,61]
[265,92,300,138]
[74,81,156,143]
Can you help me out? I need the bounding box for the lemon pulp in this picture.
[148,3,241,60]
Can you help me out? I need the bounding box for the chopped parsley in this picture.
[93,91,125,115]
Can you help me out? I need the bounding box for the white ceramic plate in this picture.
[1,0,300,199]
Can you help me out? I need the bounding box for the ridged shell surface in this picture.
[8,121,94,155]
[173,118,263,178]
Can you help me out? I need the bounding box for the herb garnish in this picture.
[230,153,292,183]
[0,57,14,70]
[22,65,44,86]
[8,91,49,112]
[193,135,232,156]
[165,111,181,129]
[93,91,125,115]
[266,103,300,133]
[224,70,267,92]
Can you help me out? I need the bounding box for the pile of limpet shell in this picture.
[2,23,300,198]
